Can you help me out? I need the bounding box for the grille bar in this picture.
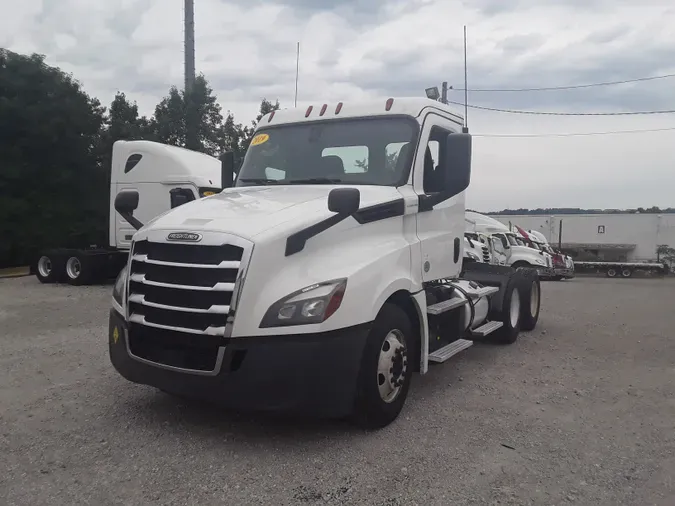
[128,294,230,314]
[129,314,226,336]
[132,254,241,270]
[130,273,235,292]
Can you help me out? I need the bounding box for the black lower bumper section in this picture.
[108,310,370,418]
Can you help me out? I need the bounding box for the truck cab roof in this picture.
[260,97,465,128]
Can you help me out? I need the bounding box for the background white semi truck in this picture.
[525,229,575,280]
[464,211,553,276]
[34,140,226,285]
[107,97,543,429]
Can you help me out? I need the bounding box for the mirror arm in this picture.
[118,211,144,231]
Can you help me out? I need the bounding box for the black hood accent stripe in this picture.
[285,198,406,256]
[353,199,405,224]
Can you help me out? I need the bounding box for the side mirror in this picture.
[442,133,472,196]
[220,151,235,189]
[115,190,138,214]
[328,188,360,215]
[114,190,143,230]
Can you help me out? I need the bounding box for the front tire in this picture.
[352,303,413,430]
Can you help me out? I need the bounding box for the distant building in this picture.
[489,213,675,263]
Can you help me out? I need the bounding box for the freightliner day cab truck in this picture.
[108,97,543,429]
[34,140,224,285]
[464,211,553,277]
[525,229,575,280]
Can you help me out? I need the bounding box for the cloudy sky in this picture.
[2,0,675,211]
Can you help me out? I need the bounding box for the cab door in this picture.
[413,113,466,282]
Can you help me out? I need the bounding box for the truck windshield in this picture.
[235,117,418,187]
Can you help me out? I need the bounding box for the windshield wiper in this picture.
[287,178,343,184]
[238,178,282,185]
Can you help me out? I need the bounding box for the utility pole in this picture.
[184,0,198,150]
[441,81,448,105]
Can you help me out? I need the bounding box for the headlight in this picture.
[260,279,347,328]
[112,264,128,308]
[466,251,481,261]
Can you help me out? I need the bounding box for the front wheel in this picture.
[352,303,414,430]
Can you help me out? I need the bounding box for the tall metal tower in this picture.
[184,0,195,93]
[184,0,197,150]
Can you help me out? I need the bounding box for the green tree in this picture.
[153,74,224,156]
[0,49,107,267]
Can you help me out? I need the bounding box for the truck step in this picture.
[427,297,467,315]
[428,339,473,363]
[471,320,504,337]
[469,285,499,298]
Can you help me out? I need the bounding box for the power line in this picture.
[473,127,675,138]
[449,72,675,92]
[445,99,675,116]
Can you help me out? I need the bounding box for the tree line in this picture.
[0,49,280,268]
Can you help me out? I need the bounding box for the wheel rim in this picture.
[509,288,521,328]
[530,280,540,317]
[622,269,631,277]
[607,269,617,277]
[38,256,52,277]
[66,257,81,279]
[377,330,408,404]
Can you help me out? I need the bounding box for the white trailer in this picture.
[34,140,225,285]
[107,97,543,429]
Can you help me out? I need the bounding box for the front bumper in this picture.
[108,309,370,418]
[535,266,554,278]
[553,267,575,278]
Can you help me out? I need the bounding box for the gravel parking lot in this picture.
[2,275,674,505]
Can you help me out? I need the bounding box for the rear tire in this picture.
[606,268,617,278]
[34,253,66,283]
[519,273,541,331]
[352,303,413,430]
[65,253,94,285]
[492,273,522,345]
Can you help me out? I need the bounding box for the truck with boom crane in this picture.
[107,97,543,428]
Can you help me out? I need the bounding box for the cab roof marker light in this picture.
[385,98,394,111]
[305,105,313,117]
[267,110,275,122]
[319,104,327,116]
[335,102,343,114]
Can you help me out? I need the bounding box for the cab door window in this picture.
[170,188,196,208]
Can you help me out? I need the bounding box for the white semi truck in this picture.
[525,229,575,280]
[34,140,225,285]
[464,211,553,277]
[108,97,543,429]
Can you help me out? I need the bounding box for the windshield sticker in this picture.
[251,133,269,146]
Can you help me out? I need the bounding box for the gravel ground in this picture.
[1,275,675,505]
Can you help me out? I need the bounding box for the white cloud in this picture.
[1,0,675,209]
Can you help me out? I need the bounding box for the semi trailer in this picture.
[34,140,225,285]
[108,97,543,429]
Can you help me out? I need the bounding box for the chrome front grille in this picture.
[481,245,490,262]
[126,238,245,371]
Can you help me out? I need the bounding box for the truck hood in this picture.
[141,185,404,240]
